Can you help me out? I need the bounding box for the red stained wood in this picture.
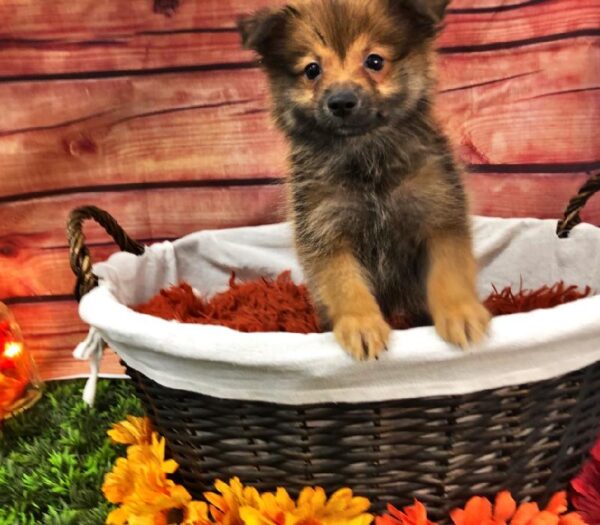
[466,172,600,220]
[0,70,286,200]
[449,0,542,9]
[437,38,599,97]
[443,91,599,164]
[0,38,598,201]
[0,32,254,78]
[0,184,286,299]
[440,0,599,49]
[0,0,273,39]
[0,0,597,76]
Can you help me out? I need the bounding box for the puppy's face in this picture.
[239,0,447,138]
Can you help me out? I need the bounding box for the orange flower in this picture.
[450,497,493,525]
[494,493,517,523]
[449,491,587,525]
[376,500,437,525]
[205,477,261,525]
[108,416,153,446]
[103,433,191,525]
[103,457,136,504]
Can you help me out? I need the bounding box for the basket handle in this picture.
[556,171,600,238]
[67,206,145,301]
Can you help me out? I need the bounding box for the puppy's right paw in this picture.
[432,298,490,350]
[334,313,391,361]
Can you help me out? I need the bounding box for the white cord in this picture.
[73,328,105,406]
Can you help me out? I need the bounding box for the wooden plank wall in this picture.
[0,0,598,380]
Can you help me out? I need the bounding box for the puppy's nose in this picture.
[326,90,359,118]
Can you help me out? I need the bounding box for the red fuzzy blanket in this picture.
[134,272,591,333]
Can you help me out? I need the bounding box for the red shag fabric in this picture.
[134,273,592,334]
[483,281,592,315]
[135,271,320,333]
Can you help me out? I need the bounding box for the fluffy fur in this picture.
[238,0,490,360]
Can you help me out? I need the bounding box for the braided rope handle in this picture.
[556,171,600,238]
[67,206,145,300]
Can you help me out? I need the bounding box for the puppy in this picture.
[238,0,490,360]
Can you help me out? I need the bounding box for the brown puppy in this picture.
[238,0,490,360]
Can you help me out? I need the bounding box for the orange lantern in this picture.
[0,302,42,419]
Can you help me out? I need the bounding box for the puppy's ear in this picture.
[391,0,450,27]
[237,7,290,55]
[412,0,450,23]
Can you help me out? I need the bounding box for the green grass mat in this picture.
[0,379,142,525]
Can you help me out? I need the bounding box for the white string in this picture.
[73,328,105,406]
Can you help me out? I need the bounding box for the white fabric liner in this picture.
[79,216,600,405]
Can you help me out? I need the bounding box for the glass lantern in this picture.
[0,302,42,420]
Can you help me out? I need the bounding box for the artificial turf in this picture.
[0,379,142,525]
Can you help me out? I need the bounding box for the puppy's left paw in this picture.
[433,298,490,349]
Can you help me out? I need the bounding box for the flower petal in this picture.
[182,501,211,525]
[450,509,466,525]
[558,513,587,525]
[461,497,493,525]
[545,493,567,515]
[529,510,559,525]
[494,492,517,522]
[511,503,541,525]
[108,416,153,446]
[106,506,129,525]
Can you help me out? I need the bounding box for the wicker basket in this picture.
[67,173,600,521]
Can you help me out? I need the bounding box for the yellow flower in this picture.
[127,433,179,476]
[106,507,169,525]
[106,506,130,525]
[183,501,213,525]
[103,457,135,504]
[103,434,191,525]
[108,416,153,445]
[240,488,295,525]
[126,513,169,525]
[240,486,372,525]
[205,477,261,525]
[125,435,191,514]
[317,487,372,525]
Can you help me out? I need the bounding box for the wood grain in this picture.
[0,0,597,77]
[466,172,600,219]
[444,91,599,165]
[0,38,598,201]
[0,32,253,79]
[0,184,286,300]
[440,0,599,50]
[0,70,286,201]
[0,0,273,38]
[448,0,549,11]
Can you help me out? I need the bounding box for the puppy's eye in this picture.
[304,62,321,80]
[365,54,384,72]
